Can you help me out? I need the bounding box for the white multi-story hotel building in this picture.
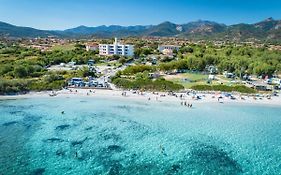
[99,38,134,56]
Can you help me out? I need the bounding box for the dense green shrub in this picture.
[0,78,66,94]
[191,84,256,93]
[112,78,184,91]
[0,79,29,95]
[28,80,66,91]
[121,65,156,75]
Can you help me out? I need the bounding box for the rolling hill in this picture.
[0,18,281,43]
[0,21,62,38]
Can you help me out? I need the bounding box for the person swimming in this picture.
[159,144,167,156]
[61,111,65,114]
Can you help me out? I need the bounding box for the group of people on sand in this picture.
[181,101,193,108]
[147,96,160,101]
[67,89,96,96]
[86,90,95,96]
[69,89,78,93]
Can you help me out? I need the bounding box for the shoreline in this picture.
[0,88,281,107]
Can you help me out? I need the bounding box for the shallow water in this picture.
[0,97,280,175]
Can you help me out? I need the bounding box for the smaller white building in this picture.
[158,45,180,55]
[86,43,99,51]
[99,38,134,56]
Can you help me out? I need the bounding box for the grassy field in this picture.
[165,73,248,89]
[51,44,75,51]
[164,73,209,89]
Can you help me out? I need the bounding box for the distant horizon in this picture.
[0,17,280,31]
[0,0,281,30]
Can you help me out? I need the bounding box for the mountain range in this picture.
[1,18,281,43]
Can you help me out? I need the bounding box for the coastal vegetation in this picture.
[113,43,281,92]
[0,44,97,94]
[0,79,29,94]
[191,84,256,94]
[112,77,184,91]
[112,71,184,91]
[0,39,280,94]
[134,44,281,77]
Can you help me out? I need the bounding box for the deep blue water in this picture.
[0,97,280,175]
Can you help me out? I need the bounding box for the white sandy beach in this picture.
[1,88,281,107]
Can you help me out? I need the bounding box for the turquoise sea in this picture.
[0,96,280,175]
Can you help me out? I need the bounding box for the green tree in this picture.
[14,66,28,78]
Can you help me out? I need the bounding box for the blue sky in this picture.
[0,0,281,30]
